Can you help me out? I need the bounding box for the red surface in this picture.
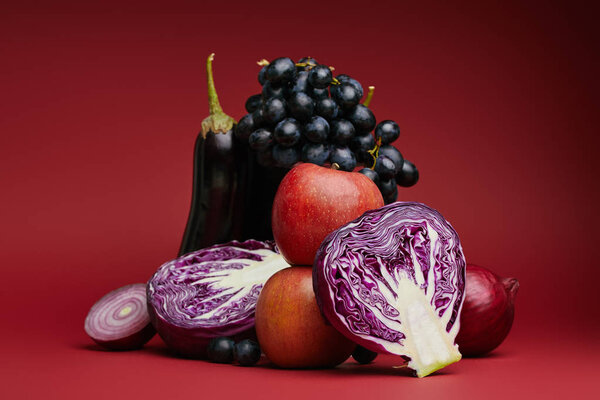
[1,1,598,398]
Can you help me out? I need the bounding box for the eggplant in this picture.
[178,54,238,256]
[235,150,287,241]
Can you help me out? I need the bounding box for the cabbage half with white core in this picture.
[313,202,466,377]
[147,240,289,358]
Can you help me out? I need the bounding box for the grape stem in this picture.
[331,163,341,170]
[201,53,236,138]
[257,59,270,66]
[363,86,375,107]
[367,137,382,169]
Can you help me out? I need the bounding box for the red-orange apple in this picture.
[272,163,384,265]
[255,266,356,368]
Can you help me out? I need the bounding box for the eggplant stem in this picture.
[201,53,236,137]
[206,53,223,115]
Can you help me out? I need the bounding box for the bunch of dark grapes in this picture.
[235,56,419,203]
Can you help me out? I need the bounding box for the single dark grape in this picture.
[307,86,329,100]
[346,104,376,134]
[233,339,261,367]
[378,145,404,174]
[258,66,267,85]
[329,119,356,145]
[245,94,262,113]
[350,133,376,164]
[352,345,378,364]
[332,83,361,110]
[274,118,301,147]
[383,184,398,204]
[234,113,256,141]
[396,159,419,187]
[207,337,235,364]
[330,146,356,172]
[303,116,330,143]
[335,74,364,98]
[374,155,396,180]
[301,142,330,165]
[297,56,318,71]
[378,178,397,197]
[262,97,287,125]
[248,128,273,151]
[288,92,315,122]
[308,65,332,89]
[266,57,296,84]
[292,70,309,93]
[375,120,400,144]
[315,98,340,121]
[256,146,276,167]
[272,144,299,168]
[251,108,266,127]
[262,81,290,100]
[358,168,380,186]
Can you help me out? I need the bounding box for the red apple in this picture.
[272,163,384,265]
[255,266,356,368]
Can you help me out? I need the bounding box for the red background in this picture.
[1,0,598,398]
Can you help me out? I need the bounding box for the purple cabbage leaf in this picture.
[147,240,289,357]
[313,202,466,377]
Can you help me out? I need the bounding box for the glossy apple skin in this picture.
[272,163,384,265]
[255,266,356,368]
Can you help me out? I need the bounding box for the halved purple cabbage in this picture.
[313,202,466,377]
[147,240,289,358]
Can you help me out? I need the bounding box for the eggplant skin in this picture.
[232,133,289,242]
[179,128,289,255]
[179,130,236,256]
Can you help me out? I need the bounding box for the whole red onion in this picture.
[456,264,519,357]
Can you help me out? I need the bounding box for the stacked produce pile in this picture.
[84,54,519,378]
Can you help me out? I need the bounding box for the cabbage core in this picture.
[313,202,466,377]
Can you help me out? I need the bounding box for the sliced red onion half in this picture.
[147,240,290,358]
[313,202,466,377]
[84,283,155,350]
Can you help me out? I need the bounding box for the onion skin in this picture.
[85,283,156,351]
[91,323,156,351]
[456,264,519,357]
